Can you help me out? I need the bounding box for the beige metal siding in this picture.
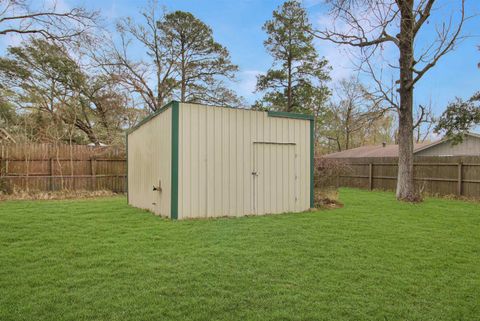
[178,103,310,219]
[416,135,480,156]
[128,109,172,217]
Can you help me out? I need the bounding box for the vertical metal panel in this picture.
[127,108,172,217]
[178,103,310,219]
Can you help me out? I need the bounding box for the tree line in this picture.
[0,1,242,146]
[0,0,477,201]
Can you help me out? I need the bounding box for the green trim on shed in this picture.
[126,132,129,204]
[126,99,180,218]
[170,101,180,219]
[125,100,175,206]
[310,119,314,208]
[267,110,314,121]
[268,110,315,208]
[127,101,175,135]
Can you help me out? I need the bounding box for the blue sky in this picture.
[1,0,479,116]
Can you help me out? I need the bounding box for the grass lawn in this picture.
[0,188,479,321]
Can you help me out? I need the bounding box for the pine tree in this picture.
[158,11,239,105]
[256,0,330,113]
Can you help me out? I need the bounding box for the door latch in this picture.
[153,179,162,192]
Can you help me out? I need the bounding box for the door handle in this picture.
[252,171,258,176]
[153,179,162,192]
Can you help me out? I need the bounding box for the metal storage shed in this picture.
[127,101,314,219]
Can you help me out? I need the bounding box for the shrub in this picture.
[313,187,343,209]
[0,188,121,201]
[0,178,13,195]
[314,158,351,189]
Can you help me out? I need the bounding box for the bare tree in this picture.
[89,2,175,112]
[94,2,240,112]
[413,102,435,143]
[312,0,466,201]
[0,38,130,145]
[336,77,384,150]
[321,77,387,151]
[0,0,98,41]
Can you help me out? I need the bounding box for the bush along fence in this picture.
[315,156,480,198]
[0,144,126,194]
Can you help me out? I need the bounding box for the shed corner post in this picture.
[125,131,129,204]
[310,118,314,208]
[170,101,180,220]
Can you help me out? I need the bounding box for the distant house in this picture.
[323,132,480,158]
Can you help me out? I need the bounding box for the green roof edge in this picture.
[267,110,314,121]
[126,100,178,135]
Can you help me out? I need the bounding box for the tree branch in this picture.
[408,0,465,89]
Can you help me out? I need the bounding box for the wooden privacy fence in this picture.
[0,144,126,193]
[316,156,480,198]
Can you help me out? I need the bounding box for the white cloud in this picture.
[232,69,264,104]
[106,2,120,21]
[316,39,358,83]
[312,9,399,90]
[302,0,323,9]
[0,0,73,52]
[44,0,70,12]
[429,131,441,141]
[0,32,23,49]
[312,11,360,84]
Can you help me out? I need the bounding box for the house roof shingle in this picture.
[322,141,433,158]
[322,132,480,158]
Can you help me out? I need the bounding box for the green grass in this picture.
[0,189,479,321]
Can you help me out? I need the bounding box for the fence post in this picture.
[2,146,9,192]
[457,162,463,196]
[369,163,373,190]
[0,144,3,176]
[1,145,9,193]
[0,157,4,176]
[49,158,54,191]
[91,157,96,190]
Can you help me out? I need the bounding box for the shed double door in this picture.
[252,142,297,215]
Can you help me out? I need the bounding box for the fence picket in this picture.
[0,144,126,193]
[316,156,480,198]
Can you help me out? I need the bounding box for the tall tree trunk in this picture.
[180,36,186,102]
[155,59,166,109]
[287,54,292,112]
[345,130,350,150]
[396,0,418,201]
[397,98,415,200]
[345,106,351,150]
[181,67,186,102]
